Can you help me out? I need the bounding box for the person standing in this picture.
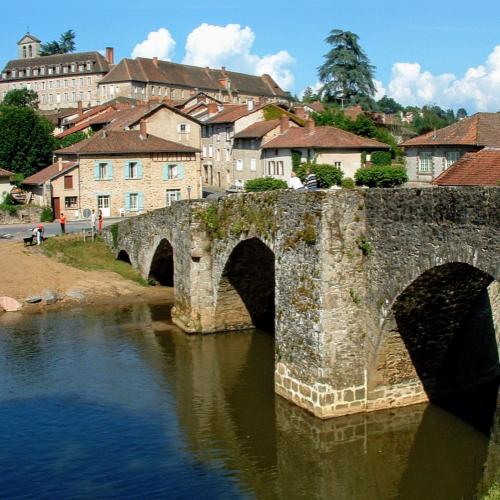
[288,171,304,190]
[36,224,44,245]
[98,210,103,234]
[305,167,318,191]
[90,209,97,236]
[59,212,67,234]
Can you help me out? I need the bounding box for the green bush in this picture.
[0,192,18,215]
[245,177,288,192]
[355,166,408,188]
[40,207,54,222]
[341,177,355,189]
[295,163,344,188]
[371,151,392,166]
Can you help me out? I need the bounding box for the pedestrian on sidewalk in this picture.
[98,209,103,234]
[59,212,67,234]
[90,209,97,236]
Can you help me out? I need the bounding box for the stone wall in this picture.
[0,206,43,225]
[104,187,499,419]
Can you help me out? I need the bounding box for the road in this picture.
[0,218,124,240]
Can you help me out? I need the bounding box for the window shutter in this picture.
[137,161,143,179]
[162,164,169,181]
[124,193,130,211]
[138,192,144,210]
[108,162,113,180]
[177,164,185,180]
[94,162,100,180]
[124,162,129,179]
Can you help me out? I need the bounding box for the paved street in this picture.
[0,218,124,240]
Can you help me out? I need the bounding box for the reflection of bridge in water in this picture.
[107,188,499,423]
[128,303,500,499]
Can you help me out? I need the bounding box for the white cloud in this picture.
[183,23,295,89]
[300,81,322,98]
[384,46,500,112]
[373,79,386,101]
[132,28,176,61]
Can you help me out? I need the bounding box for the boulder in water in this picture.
[0,296,23,312]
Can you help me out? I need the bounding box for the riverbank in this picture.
[0,239,172,313]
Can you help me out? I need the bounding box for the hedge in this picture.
[245,177,288,192]
[295,163,344,188]
[371,151,392,166]
[354,166,408,187]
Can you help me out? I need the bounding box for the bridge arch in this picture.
[148,238,174,286]
[368,262,499,426]
[214,237,275,333]
[116,249,132,264]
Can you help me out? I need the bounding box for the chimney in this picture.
[294,106,306,119]
[58,157,63,172]
[207,102,218,115]
[280,114,290,133]
[105,47,114,65]
[306,119,315,131]
[152,56,158,67]
[247,99,254,112]
[77,100,83,118]
[140,119,147,138]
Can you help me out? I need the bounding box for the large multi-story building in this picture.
[0,33,113,110]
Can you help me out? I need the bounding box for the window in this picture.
[225,149,230,161]
[64,93,68,102]
[445,151,460,169]
[236,159,243,171]
[86,62,92,71]
[277,161,284,176]
[79,64,84,72]
[171,89,176,98]
[48,68,53,75]
[63,66,68,74]
[202,146,207,158]
[208,145,213,158]
[79,78,84,87]
[267,161,275,175]
[419,152,433,172]
[56,66,60,74]
[95,162,112,180]
[125,161,142,179]
[151,86,155,95]
[250,159,257,171]
[129,193,138,210]
[216,149,220,161]
[64,196,77,208]
[71,64,76,72]
[334,161,342,168]
[166,189,181,206]
[163,164,182,180]
[215,127,220,141]
[225,127,231,141]
[87,76,92,86]
[41,67,45,75]
[178,123,190,133]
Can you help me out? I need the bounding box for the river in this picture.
[0,302,497,499]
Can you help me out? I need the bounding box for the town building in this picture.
[23,160,79,219]
[402,112,500,185]
[0,33,113,110]
[54,122,201,218]
[432,147,500,186]
[0,168,14,201]
[97,57,290,105]
[262,121,390,180]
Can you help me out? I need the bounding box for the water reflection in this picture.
[0,303,497,499]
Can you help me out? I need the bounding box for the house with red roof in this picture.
[432,147,500,186]
[262,120,389,181]
[401,112,500,185]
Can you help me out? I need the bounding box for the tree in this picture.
[0,105,56,177]
[302,86,319,103]
[457,108,468,120]
[377,95,404,114]
[57,130,91,149]
[40,30,76,56]
[2,88,39,109]
[318,29,376,104]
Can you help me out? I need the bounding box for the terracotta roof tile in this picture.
[234,120,280,138]
[55,130,199,155]
[432,148,500,186]
[0,168,14,177]
[402,113,500,147]
[23,161,78,185]
[205,105,255,124]
[262,126,390,150]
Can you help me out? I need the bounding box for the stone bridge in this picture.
[104,187,500,420]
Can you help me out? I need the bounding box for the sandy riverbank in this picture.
[0,241,173,313]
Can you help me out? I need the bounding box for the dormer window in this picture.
[78,64,84,72]
[33,68,38,76]
[86,61,91,71]
[12,70,16,78]
[23,46,27,58]
[28,45,33,58]
[48,67,53,75]
[71,63,76,72]
[2,73,6,79]
[63,66,68,74]
[40,67,45,75]
[26,68,31,76]
[18,70,24,77]
[56,66,60,74]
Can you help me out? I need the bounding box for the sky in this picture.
[2,0,500,112]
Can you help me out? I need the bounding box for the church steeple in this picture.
[17,33,41,59]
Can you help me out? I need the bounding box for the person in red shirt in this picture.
[59,212,67,234]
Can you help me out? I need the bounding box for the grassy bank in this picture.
[484,483,500,499]
[41,235,148,286]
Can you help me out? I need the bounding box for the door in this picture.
[52,197,61,219]
[97,195,110,217]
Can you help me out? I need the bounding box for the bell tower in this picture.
[17,33,41,59]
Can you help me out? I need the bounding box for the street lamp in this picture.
[187,185,192,200]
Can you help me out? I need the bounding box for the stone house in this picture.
[0,167,14,201]
[0,33,113,110]
[55,122,201,218]
[22,160,80,219]
[198,102,302,190]
[401,112,500,185]
[262,121,390,181]
[97,57,290,106]
[432,147,500,186]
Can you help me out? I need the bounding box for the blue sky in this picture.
[2,0,500,112]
